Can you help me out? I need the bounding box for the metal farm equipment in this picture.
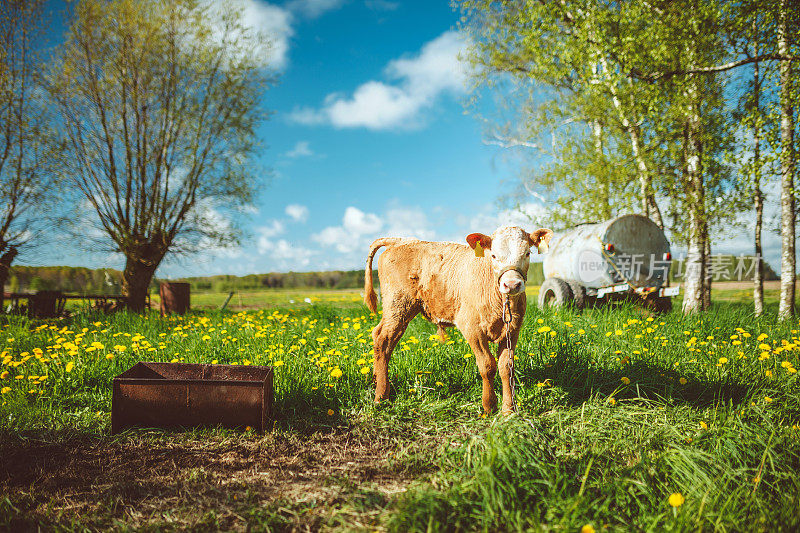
[538,214,679,311]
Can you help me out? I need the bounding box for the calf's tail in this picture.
[364,238,404,312]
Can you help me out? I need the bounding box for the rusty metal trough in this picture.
[112,362,273,434]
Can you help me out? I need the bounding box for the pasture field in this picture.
[0,291,799,531]
[152,280,795,311]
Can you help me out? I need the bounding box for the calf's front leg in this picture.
[466,333,498,414]
[496,329,519,415]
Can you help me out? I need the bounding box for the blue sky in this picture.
[32,0,783,278]
[35,0,546,277]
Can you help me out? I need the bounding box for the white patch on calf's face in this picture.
[488,226,531,294]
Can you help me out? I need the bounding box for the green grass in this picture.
[0,292,799,531]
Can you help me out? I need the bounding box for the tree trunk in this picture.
[682,78,707,313]
[629,124,665,229]
[778,0,795,319]
[0,245,18,313]
[590,62,612,220]
[752,44,764,317]
[592,119,612,219]
[702,225,711,309]
[122,257,158,312]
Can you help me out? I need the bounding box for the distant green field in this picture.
[154,281,785,311]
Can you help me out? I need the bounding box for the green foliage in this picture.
[176,270,371,292]
[7,266,125,294]
[3,265,376,293]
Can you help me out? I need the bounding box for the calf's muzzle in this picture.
[497,265,527,295]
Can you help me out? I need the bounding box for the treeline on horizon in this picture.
[5,257,779,295]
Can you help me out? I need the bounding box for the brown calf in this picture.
[364,226,553,414]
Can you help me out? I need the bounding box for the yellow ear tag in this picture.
[537,242,549,254]
[474,242,484,257]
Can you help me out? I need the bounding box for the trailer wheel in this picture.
[538,278,574,309]
[567,280,587,310]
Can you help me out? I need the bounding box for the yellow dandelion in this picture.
[621,377,630,385]
[360,366,370,375]
[327,409,334,416]
[1,386,10,394]
[679,377,687,385]
[581,525,595,533]
[718,357,728,364]
[668,493,685,507]
[330,367,343,378]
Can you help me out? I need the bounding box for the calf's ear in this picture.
[466,233,492,252]
[528,228,554,253]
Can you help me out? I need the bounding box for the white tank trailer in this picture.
[539,214,679,311]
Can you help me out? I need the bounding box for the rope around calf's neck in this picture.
[502,294,518,413]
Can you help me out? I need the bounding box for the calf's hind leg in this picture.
[371,296,419,403]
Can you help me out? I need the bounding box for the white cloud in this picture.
[257,219,285,239]
[343,206,383,234]
[203,0,294,70]
[384,206,435,240]
[256,219,285,255]
[286,141,314,158]
[258,238,316,267]
[465,202,547,233]
[312,204,437,260]
[285,203,309,222]
[313,206,383,253]
[290,30,469,130]
[202,0,345,71]
[313,226,354,253]
[287,0,345,18]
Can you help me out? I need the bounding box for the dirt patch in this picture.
[0,426,419,531]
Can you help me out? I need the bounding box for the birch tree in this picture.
[777,0,796,319]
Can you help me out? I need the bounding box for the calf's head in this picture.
[467,226,554,295]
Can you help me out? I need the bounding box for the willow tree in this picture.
[49,0,270,310]
[0,0,58,308]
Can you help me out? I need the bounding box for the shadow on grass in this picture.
[0,419,405,532]
[522,348,751,408]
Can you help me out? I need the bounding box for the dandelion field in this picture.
[0,293,799,531]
